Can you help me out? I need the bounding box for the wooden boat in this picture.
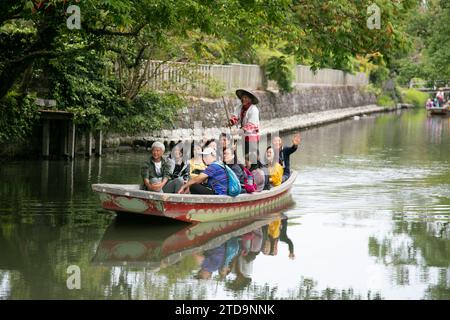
[427,106,450,115]
[92,213,285,269]
[92,171,297,222]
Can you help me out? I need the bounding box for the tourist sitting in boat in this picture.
[170,143,189,181]
[433,98,439,107]
[272,132,301,182]
[245,151,268,192]
[223,147,245,184]
[203,139,217,151]
[426,98,434,109]
[220,132,235,159]
[141,141,184,193]
[263,146,284,187]
[189,142,207,178]
[224,147,258,193]
[178,147,228,195]
[220,132,237,153]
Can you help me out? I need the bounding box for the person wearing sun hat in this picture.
[228,89,260,155]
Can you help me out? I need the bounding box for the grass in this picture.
[377,94,395,107]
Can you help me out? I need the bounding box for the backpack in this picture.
[216,162,242,197]
[242,167,257,193]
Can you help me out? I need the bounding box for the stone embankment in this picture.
[103,84,412,148]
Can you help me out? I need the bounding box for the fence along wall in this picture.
[144,60,368,95]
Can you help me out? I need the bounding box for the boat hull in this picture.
[93,172,297,222]
[427,107,449,115]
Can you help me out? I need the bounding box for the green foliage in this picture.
[397,1,450,82]
[288,0,416,70]
[108,91,185,134]
[0,90,38,144]
[47,51,118,130]
[264,56,294,93]
[369,65,390,87]
[0,0,422,144]
[400,88,429,108]
[363,84,382,97]
[204,78,226,98]
[377,94,395,107]
[396,59,425,85]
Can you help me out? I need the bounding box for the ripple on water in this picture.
[294,161,450,221]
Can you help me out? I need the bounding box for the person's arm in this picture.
[284,133,301,155]
[182,162,190,180]
[163,159,173,181]
[141,164,157,191]
[178,173,208,194]
[143,178,166,192]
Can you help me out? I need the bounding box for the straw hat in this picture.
[236,89,259,105]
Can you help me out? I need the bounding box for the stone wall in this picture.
[104,85,376,147]
[178,85,376,128]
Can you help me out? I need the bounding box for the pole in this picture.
[221,96,231,128]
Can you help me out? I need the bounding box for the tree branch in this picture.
[84,23,146,37]
[9,44,98,64]
[0,1,25,25]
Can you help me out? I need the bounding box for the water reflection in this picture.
[426,115,450,144]
[0,109,449,299]
[93,213,294,291]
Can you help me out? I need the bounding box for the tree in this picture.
[397,0,450,84]
[0,0,418,144]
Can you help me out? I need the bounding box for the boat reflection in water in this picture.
[93,212,295,289]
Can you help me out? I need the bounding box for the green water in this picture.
[0,109,449,299]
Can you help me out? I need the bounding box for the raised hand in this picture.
[292,133,301,146]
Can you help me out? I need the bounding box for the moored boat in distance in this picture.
[92,171,297,223]
[427,106,450,115]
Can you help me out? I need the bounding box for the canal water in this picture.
[0,109,449,300]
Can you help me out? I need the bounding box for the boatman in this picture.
[228,89,260,156]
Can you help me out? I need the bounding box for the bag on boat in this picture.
[242,167,257,193]
[216,162,242,197]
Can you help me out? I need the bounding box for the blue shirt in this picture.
[201,245,226,272]
[204,162,228,195]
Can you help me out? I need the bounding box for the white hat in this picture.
[199,147,216,157]
[151,141,165,152]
